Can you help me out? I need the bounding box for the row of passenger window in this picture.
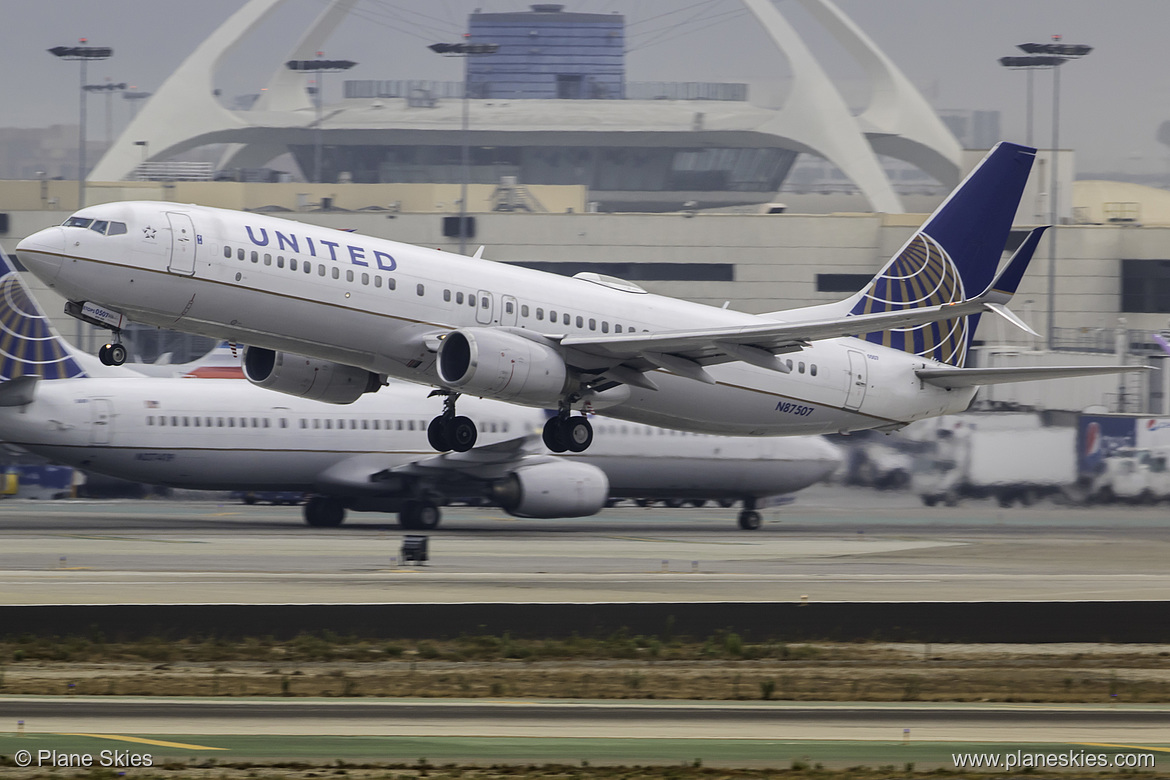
[224,242,646,334]
[145,415,510,434]
[227,243,666,342]
[62,216,128,236]
[227,244,398,290]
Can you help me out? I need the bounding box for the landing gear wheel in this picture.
[448,416,477,452]
[563,416,593,452]
[304,496,346,527]
[738,510,762,530]
[400,501,441,530]
[427,391,476,453]
[542,416,569,453]
[98,342,127,367]
[427,417,452,452]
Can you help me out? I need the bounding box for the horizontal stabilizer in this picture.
[917,364,1149,389]
[0,375,39,406]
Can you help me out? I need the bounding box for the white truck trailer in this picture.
[915,426,1077,507]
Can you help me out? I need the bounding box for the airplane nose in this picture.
[15,227,65,284]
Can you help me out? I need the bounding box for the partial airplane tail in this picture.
[845,141,1037,367]
[0,245,94,381]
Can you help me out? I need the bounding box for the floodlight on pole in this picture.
[285,55,356,184]
[998,37,1092,350]
[122,87,152,119]
[83,81,127,147]
[428,40,499,255]
[49,40,112,208]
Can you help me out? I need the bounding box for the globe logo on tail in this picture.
[0,270,85,380]
[849,232,969,367]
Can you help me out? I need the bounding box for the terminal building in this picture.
[87,0,961,214]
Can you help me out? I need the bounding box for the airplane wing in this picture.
[314,435,547,495]
[916,364,1149,389]
[558,296,995,385]
[388,435,552,481]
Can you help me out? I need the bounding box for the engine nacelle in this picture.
[491,460,609,519]
[437,328,569,405]
[243,347,380,405]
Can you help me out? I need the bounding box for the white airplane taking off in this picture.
[0,250,838,529]
[16,142,1143,455]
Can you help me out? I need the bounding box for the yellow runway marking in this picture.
[1076,742,1170,753]
[59,733,228,751]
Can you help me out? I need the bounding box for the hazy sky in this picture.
[4,0,1168,174]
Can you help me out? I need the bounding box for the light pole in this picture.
[83,80,127,148]
[49,40,113,208]
[999,38,1092,350]
[133,140,149,179]
[429,41,499,255]
[285,55,356,184]
[122,87,151,120]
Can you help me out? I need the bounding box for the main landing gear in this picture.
[541,409,593,453]
[426,391,477,453]
[425,392,595,454]
[737,497,762,531]
[97,337,127,366]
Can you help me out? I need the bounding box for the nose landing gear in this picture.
[97,339,127,366]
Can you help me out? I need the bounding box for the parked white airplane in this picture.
[15,142,1141,457]
[0,252,839,529]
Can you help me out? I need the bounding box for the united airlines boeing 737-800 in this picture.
[0,250,838,529]
[15,142,1141,455]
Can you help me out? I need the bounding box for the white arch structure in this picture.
[90,0,960,213]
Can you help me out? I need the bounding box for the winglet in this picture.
[982,226,1049,304]
[975,225,1048,337]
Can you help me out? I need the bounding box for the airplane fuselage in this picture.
[0,378,840,499]
[17,202,976,436]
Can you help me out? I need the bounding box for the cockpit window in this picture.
[63,216,93,229]
[90,220,109,235]
[107,221,127,236]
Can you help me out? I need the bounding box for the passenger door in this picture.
[476,290,494,325]
[89,398,113,445]
[165,212,197,276]
[844,350,868,411]
[500,295,518,326]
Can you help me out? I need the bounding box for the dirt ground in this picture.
[3,639,1170,703]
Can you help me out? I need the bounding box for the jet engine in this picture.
[437,328,569,405]
[490,460,609,519]
[242,347,381,404]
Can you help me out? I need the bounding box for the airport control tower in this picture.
[466,4,625,100]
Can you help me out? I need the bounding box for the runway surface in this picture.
[3,485,1170,604]
[1,697,1167,768]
